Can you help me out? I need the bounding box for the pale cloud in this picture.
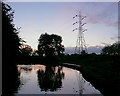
[85,2,118,27]
[65,46,104,54]
[101,42,111,46]
[110,36,119,40]
[106,21,118,27]
[54,2,118,28]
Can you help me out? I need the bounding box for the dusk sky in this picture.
[6,1,118,54]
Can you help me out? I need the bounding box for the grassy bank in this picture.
[60,54,120,96]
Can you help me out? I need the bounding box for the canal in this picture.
[14,64,103,95]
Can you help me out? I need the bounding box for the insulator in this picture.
[73,22,78,25]
[73,15,78,19]
[82,29,87,32]
[81,16,86,20]
[81,23,86,26]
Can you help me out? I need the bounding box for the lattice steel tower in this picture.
[73,11,87,54]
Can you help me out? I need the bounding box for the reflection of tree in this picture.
[37,66,65,91]
[19,66,32,72]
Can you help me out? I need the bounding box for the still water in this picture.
[14,64,102,95]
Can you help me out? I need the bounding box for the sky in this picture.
[6,1,118,54]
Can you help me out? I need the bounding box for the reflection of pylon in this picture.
[73,11,87,54]
[79,73,84,96]
[76,71,84,95]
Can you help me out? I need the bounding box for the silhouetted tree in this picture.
[38,33,64,57]
[2,2,21,96]
[32,49,39,56]
[81,50,88,55]
[101,42,120,55]
[2,2,21,62]
[19,44,33,56]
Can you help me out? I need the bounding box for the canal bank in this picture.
[60,55,120,96]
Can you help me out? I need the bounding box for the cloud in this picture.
[57,2,118,28]
[85,2,118,27]
[106,21,118,27]
[65,45,104,54]
[110,35,120,43]
[101,42,110,46]
[110,36,118,40]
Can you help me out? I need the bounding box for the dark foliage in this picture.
[2,2,21,96]
[38,33,64,57]
[2,2,21,63]
[101,42,120,55]
[19,45,33,57]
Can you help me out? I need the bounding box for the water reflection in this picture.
[16,64,102,95]
[37,66,65,91]
[17,65,32,73]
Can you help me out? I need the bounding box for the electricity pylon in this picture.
[73,11,87,54]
